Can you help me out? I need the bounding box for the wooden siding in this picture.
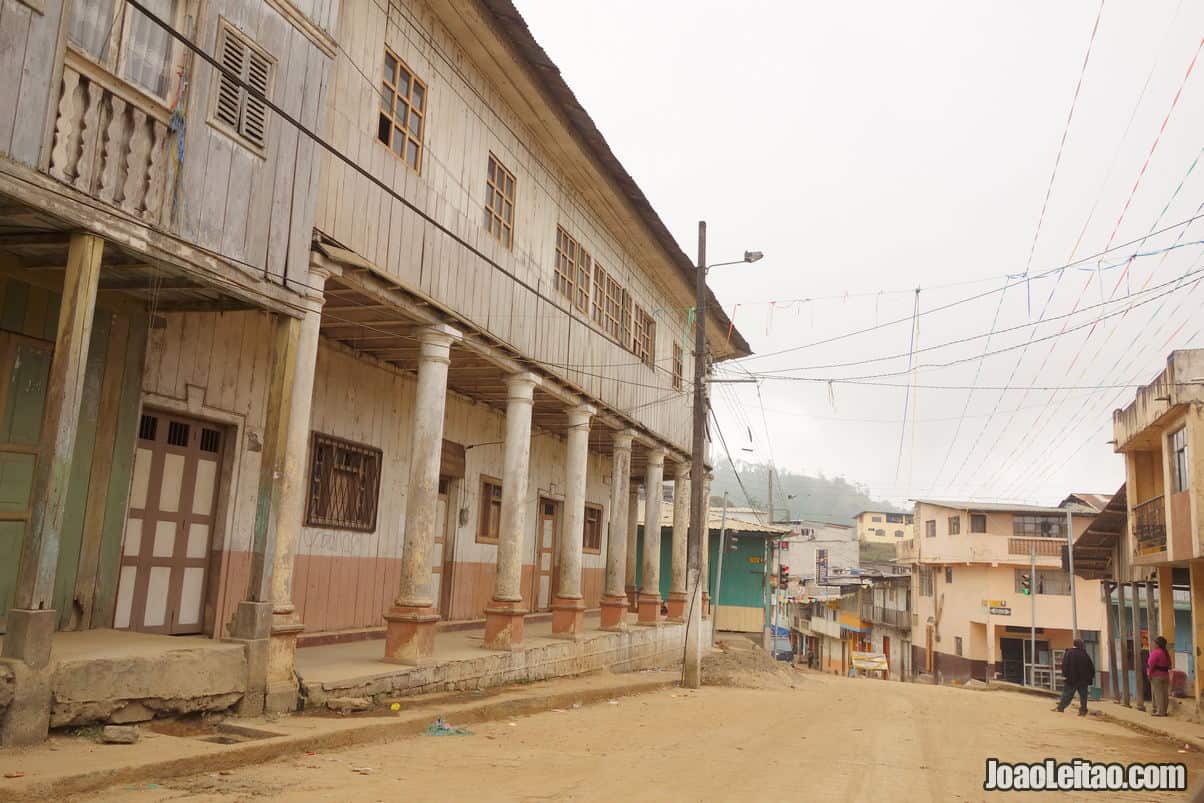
[140,309,278,635]
[174,0,332,285]
[315,0,693,450]
[291,337,615,632]
[0,0,66,167]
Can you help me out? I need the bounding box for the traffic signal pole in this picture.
[1030,542,1037,688]
[1066,508,1078,641]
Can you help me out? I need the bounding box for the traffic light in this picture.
[1020,573,1031,595]
[778,565,790,587]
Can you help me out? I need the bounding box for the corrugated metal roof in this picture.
[477,0,751,359]
[636,501,791,534]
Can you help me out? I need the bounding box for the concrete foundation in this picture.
[382,606,439,665]
[295,613,706,706]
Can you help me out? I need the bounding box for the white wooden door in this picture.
[535,499,558,611]
[114,411,222,634]
[431,479,449,615]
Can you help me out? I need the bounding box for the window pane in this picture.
[407,138,419,168]
[120,0,175,98]
[411,81,425,110]
[410,109,422,135]
[383,52,397,82]
[69,0,118,60]
[393,127,406,157]
[378,113,391,144]
[397,69,411,96]
[395,94,407,118]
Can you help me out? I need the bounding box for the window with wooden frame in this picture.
[210,20,275,153]
[924,519,936,537]
[947,515,960,535]
[477,477,503,544]
[554,226,579,303]
[67,0,184,101]
[1171,427,1189,494]
[575,247,592,313]
[620,289,633,347]
[603,274,622,340]
[672,343,683,390]
[484,153,515,248]
[378,48,426,172]
[632,307,655,367]
[970,513,987,533]
[583,504,603,553]
[591,264,608,326]
[305,433,383,532]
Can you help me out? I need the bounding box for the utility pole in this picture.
[711,493,729,647]
[1066,508,1078,641]
[683,221,708,688]
[1030,542,1037,688]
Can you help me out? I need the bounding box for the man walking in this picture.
[1148,636,1172,717]
[1053,639,1095,717]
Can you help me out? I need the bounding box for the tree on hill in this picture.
[708,460,903,524]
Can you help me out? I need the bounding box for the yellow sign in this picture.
[852,651,889,671]
[748,556,763,564]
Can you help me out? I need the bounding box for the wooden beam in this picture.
[0,231,70,247]
[11,233,103,611]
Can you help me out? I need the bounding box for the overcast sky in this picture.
[516,0,1204,508]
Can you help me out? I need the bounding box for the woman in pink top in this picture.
[1148,636,1172,717]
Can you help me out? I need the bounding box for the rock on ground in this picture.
[100,725,139,744]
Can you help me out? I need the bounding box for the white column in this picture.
[484,372,538,650]
[601,430,635,630]
[553,403,594,637]
[667,462,690,620]
[384,324,461,664]
[638,448,666,623]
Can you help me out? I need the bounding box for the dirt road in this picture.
[80,670,1204,802]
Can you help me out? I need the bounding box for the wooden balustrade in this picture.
[48,61,173,225]
[1007,537,1062,557]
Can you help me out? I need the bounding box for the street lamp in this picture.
[683,221,762,689]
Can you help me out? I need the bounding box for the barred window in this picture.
[672,343,683,390]
[970,513,987,533]
[583,504,603,553]
[948,515,960,535]
[918,566,933,596]
[484,153,516,248]
[1012,514,1065,539]
[478,477,502,544]
[306,433,382,532]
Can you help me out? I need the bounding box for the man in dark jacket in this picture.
[1053,639,1095,716]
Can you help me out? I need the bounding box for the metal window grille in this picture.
[306,433,382,532]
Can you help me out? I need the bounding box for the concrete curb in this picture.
[5,675,678,802]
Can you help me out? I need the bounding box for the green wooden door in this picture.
[0,332,52,631]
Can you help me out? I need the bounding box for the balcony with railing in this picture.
[1134,496,1167,556]
[859,602,910,629]
[47,53,176,226]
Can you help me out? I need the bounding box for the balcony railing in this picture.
[1007,538,1062,557]
[1134,495,1167,555]
[860,603,910,629]
[48,58,174,225]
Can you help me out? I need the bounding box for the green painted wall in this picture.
[633,525,768,609]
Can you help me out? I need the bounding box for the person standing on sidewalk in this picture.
[1053,639,1095,717]
[1148,636,1172,717]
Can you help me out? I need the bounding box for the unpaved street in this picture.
[77,664,1204,803]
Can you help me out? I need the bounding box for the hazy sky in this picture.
[516,0,1204,508]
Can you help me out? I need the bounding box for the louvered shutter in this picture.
[240,49,271,147]
[214,28,245,131]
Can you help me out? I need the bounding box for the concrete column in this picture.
[1131,581,1146,711]
[1117,580,1131,706]
[625,482,640,611]
[230,259,335,715]
[383,324,461,664]
[552,403,595,638]
[1158,566,1176,665]
[666,463,690,621]
[701,472,712,618]
[1191,561,1204,711]
[638,448,666,625]
[0,233,102,746]
[600,430,635,630]
[1104,581,1120,702]
[483,372,539,650]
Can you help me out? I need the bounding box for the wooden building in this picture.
[0,0,748,745]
